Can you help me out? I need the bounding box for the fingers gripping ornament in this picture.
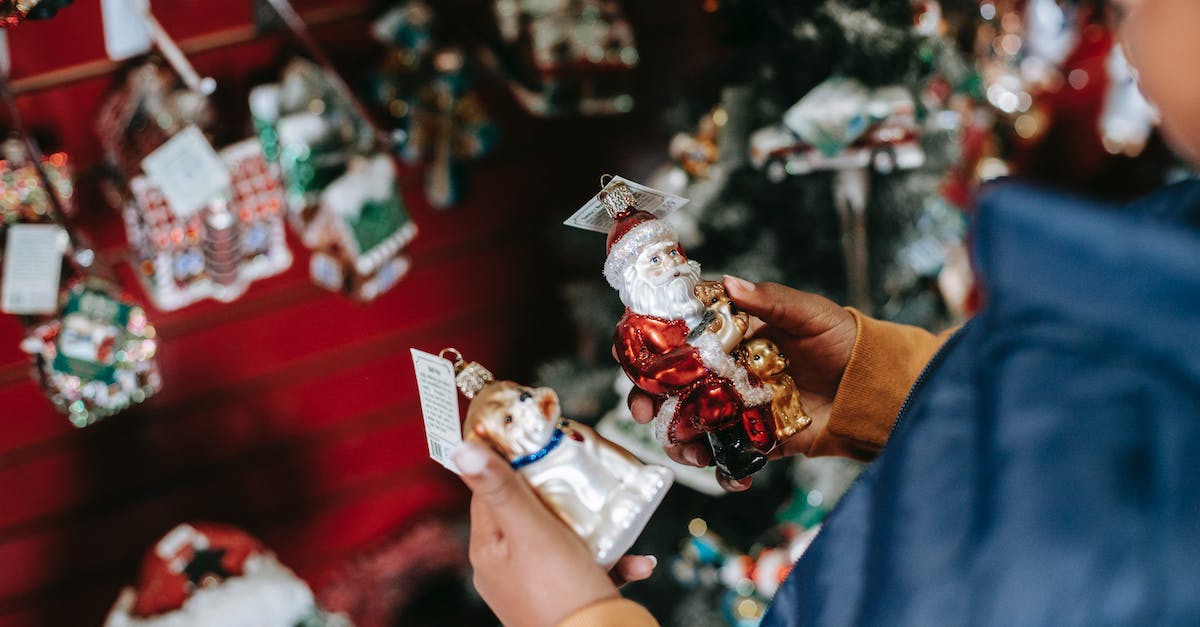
[446,350,672,567]
[600,181,777,479]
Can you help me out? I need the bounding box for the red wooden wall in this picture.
[0,1,719,625]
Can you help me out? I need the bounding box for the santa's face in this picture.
[619,240,705,326]
[634,241,687,286]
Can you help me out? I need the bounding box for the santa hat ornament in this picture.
[104,523,352,627]
[601,180,679,290]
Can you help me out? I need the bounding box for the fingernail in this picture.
[647,555,658,568]
[683,447,702,466]
[453,442,489,476]
[724,275,754,293]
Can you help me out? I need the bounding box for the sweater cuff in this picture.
[557,598,659,627]
[809,308,945,460]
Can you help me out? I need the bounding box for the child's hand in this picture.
[454,443,656,627]
[625,277,856,491]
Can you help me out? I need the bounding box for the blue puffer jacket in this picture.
[764,180,1200,626]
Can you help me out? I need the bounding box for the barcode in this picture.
[429,438,445,460]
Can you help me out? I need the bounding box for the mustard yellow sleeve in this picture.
[556,598,659,627]
[808,308,954,461]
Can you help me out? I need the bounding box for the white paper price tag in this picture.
[2,224,68,315]
[101,0,153,61]
[411,349,465,474]
[563,175,689,234]
[141,126,231,219]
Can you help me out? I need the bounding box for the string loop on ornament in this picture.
[599,173,615,188]
[438,348,464,367]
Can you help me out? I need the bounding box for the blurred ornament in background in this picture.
[251,59,374,217]
[398,48,497,209]
[252,60,415,301]
[20,280,161,428]
[1,0,71,26]
[96,59,217,179]
[749,78,925,181]
[103,523,353,627]
[0,137,75,224]
[491,0,638,116]
[370,1,435,148]
[1099,45,1157,157]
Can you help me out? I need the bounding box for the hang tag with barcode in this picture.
[563,175,689,234]
[411,348,465,474]
[2,224,68,314]
[141,125,231,219]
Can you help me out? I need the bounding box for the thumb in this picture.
[723,275,843,336]
[453,441,542,523]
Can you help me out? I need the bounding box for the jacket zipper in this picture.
[887,318,972,442]
[809,319,973,524]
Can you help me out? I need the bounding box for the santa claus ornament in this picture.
[585,178,811,479]
[104,523,352,627]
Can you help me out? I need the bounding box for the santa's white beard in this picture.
[620,261,706,328]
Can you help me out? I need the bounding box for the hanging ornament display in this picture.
[491,0,638,116]
[103,522,352,627]
[20,281,161,428]
[398,48,496,209]
[443,349,673,567]
[252,58,415,300]
[749,77,925,311]
[370,3,495,209]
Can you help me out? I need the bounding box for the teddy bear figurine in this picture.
[737,337,813,441]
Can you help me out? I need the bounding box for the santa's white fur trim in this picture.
[652,395,679,446]
[603,220,677,290]
[689,333,773,406]
[104,555,316,627]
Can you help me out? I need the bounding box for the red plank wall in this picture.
[0,1,719,625]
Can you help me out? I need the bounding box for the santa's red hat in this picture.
[601,182,679,290]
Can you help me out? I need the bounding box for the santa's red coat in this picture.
[613,310,772,448]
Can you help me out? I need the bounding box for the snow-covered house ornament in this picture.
[304,154,415,301]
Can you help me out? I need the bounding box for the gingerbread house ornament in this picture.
[306,154,415,301]
[126,138,292,311]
